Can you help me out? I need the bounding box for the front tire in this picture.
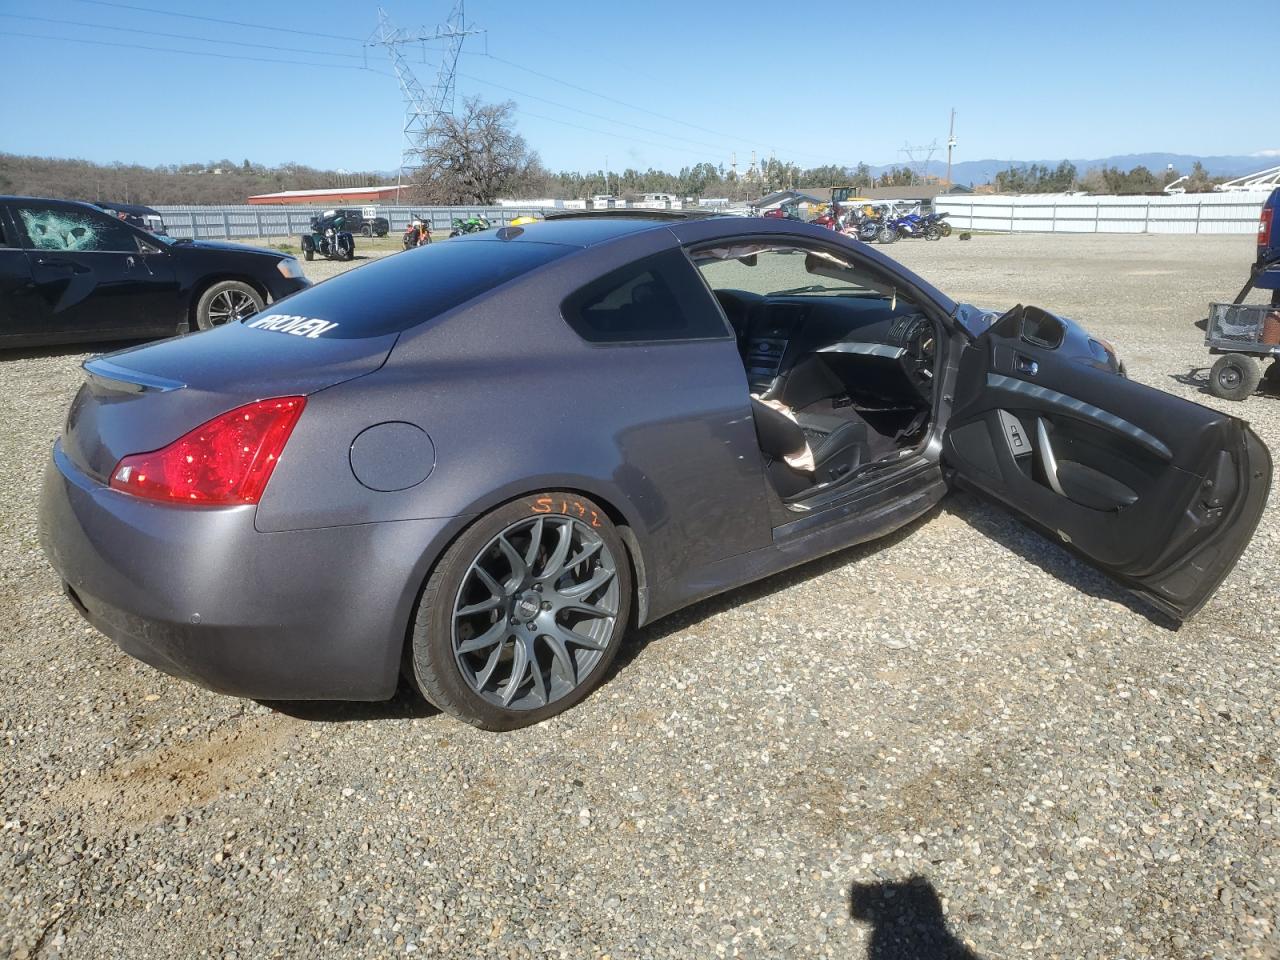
[1208,353,1261,401]
[193,280,264,332]
[360,224,372,238]
[876,225,897,244]
[409,493,632,731]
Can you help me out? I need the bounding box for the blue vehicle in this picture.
[1240,186,1280,305]
[891,211,943,241]
[1203,187,1280,399]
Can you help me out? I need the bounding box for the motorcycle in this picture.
[402,217,432,250]
[448,215,491,238]
[851,208,897,244]
[892,213,943,241]
[301,213,355,261]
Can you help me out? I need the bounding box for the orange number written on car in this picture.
[531,496,602,527]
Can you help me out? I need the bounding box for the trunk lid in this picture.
[62,322,396,482]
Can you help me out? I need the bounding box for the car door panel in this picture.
[0,206,43,340]
[11,202,180,342]
[944,306,1271,620]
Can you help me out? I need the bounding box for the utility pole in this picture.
[369,4,485,192]
[946,109,957,188]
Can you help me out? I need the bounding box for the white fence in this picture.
[152,205,551,240]
[933,191,1270,235]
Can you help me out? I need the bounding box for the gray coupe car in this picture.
[39,212,1271,730]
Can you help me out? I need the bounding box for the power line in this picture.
[508,106,731,168]
[0,30,393,74]
[57,0,365,42]
[36,1,841,170]
[455,71,737,157]
[0,12,368,59]
[483,52,833,166]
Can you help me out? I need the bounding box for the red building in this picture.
[247,185,406,206]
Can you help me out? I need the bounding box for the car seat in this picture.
[750,398,869,497]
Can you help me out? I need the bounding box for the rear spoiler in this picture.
[83,356,186,394]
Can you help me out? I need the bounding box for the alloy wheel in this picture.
[451,515,620,710]
[207,288,259,325]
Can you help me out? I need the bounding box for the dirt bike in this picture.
[402,218,432,250]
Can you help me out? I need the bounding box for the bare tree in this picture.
[412,98,544,204]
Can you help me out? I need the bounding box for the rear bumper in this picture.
[39,441,454,701]
[1255,262,1280,292]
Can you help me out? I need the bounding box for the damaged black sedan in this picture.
[0,196,309,348]
[40,211,1271,730]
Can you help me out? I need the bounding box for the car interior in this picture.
[693,243,940,501]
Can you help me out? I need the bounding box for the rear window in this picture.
[246,239,572,339]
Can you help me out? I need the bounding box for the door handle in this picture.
[1035,417,1066,496]
[1015,355,1039,376]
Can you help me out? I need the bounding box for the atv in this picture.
[301,213,355,262]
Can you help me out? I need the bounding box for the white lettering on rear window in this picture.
[246,314,339,339]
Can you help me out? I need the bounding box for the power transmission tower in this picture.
[898,140,939,185]
[369,4,485,197]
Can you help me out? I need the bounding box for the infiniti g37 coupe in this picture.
[39,212,1271,730]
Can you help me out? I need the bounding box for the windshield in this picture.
[693,245,877,298]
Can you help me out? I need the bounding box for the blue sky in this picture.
[1,0,1275,174]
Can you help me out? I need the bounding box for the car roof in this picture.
[0,195,103,209]
[455,215,686,248]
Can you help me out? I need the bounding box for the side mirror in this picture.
[1020,307,1066,349]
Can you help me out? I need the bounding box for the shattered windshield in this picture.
[16,207,139,253]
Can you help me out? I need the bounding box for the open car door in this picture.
[943,306,1271,620]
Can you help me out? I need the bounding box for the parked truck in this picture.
[309,206,389,238]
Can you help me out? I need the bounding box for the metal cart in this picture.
[1204,301,1280,400]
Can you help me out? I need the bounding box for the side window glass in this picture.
[0,216,7,248]
[562,249,729,343]
[16,206,139,253]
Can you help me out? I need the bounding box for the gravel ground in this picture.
[1,233,1277,960]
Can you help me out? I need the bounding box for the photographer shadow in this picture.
[849,876,981,960]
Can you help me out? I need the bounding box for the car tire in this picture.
[409,492,632,731]
[1208,353,1261,401]
[360,225,372,237]
[193,280,265,332]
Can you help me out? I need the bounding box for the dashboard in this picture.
[715,289,936,399]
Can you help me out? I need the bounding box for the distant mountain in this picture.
[865,153,1278,185]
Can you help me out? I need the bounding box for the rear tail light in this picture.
[110,397,305,504]
[1261,207,1274,249]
